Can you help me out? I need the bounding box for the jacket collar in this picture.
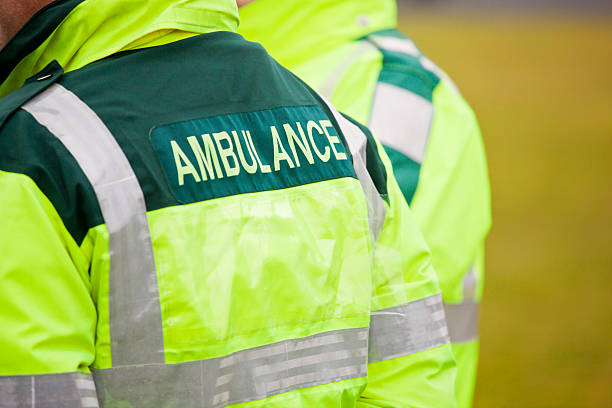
[0,0,239,97]
[238,0,396,69]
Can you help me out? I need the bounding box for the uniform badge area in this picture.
[151,105,355,204]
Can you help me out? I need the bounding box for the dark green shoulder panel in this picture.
[59,32,352,212]
[0,61,63,129]
[0,61,103,244]
[366,29,440,102]
[340,113,389,204]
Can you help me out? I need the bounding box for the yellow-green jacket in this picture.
[0,0,456,407]
[240,1,492,407]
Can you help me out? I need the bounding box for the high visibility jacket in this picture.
[0,1,456,407]
[240,1,492,407]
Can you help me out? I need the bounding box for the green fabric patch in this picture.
[150,105,355,203]
[0,61,63,129]
[0,110,104,244]
[59,32,323,213]
[378,50,440,102]
[340,113,389,203]
[365,29,440,102]
[383,145,421,205]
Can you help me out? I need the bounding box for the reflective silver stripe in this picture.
[92,328,368,408]
[318,94,387,240]
[444,302,480,343]
[22,84,163,366]
[318,41,377,99]
[462,265,477,301]
[368,294,450,363]
[0,372,99,408]
[369,82,434,164]
[367,35,460,95]
[368,35,420,57]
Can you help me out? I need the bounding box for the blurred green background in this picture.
[398,7,612,407]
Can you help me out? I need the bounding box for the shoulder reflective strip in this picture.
[22,84,163,367]
[444,302,480,343]
[92,328,368,407]
[419,56,461,94]
[0,372,99,408]
[318,41,377,99]
[368,294,450,364]
[318,94,386,240]
[369,82,434,164]
[368,35,420,57]
[462,265,477,302]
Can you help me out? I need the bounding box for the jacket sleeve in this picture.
[357,135,458,408]
[410,79,491,307]
[0,170,98,406]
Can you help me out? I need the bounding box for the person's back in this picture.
[239,1,492,406]
[0,1,456,406]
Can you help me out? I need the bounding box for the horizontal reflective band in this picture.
[369,82,433,164]
[0,372,99,408]
[368,35,420,57]
[319,94,387,240]
[23,84,163,366]
[93,328,368,407]
[369,294,450,364]
[444,302,480,343]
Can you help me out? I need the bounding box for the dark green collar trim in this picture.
[0,60,63,129]
[0,0,83,86]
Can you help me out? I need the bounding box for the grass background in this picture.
[398,12,612,407]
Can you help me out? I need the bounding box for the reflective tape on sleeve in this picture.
[462,265,477,302]
[369,82,434,164]
[92,328,368,408]
[444,302,480,343]
[368,35,420,57]
[23,84,163,367]
[368,294,450,364]
[0,372,99,408]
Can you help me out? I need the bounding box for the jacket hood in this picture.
[0,0,239,97]
[238,0,396,69]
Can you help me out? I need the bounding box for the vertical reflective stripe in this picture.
[318,41,377,99]
[22,84,163,366]
[368,35,420,57]
[318,94,387,239]
[0,372,99,408]
[369,82,434,164]
[444,302,480,343]
[368,294,450,364]
[93,328,368,408]
[462,265,477,301]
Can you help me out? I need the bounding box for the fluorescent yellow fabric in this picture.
[0,170,96,375]
[0,1,459,407]
[83,178,373,370]
[358,345,458,408]
[0,0,239,97]
[240,1,491,407]
[239,0,395,70]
